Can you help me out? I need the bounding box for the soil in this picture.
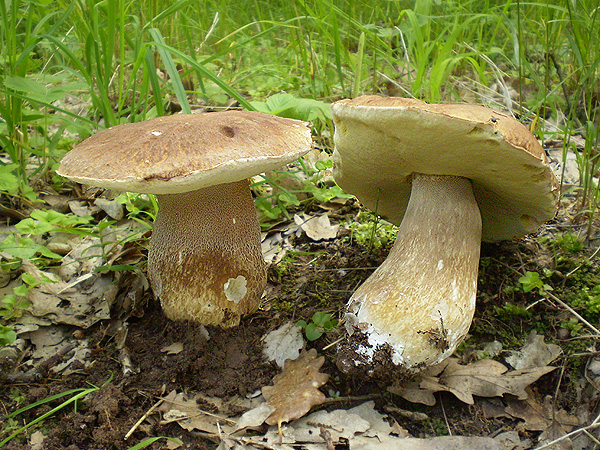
[0,199,599,449]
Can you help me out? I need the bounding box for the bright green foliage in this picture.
[345,211,397,249]
[553,232,585,254]
[0,325,17,346]
[0,294,30,321]
[297,311,339,341]
[253,156,352,226]
[518,271,553,294]
[495,302,532,318]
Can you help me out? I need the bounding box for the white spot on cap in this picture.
[437,259,444,270]
[224,275,247,303]
[151,131,162,136]
[232,217,236,225]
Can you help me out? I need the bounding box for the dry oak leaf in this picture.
[394,357,556,405]
[262,348,330,427]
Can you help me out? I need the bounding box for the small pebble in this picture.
[72,329,85,340]
[589,358,600,375]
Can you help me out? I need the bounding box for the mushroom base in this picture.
[337,174,482,377]
[148,180,267,327]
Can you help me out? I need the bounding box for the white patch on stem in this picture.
[224,275,248,303]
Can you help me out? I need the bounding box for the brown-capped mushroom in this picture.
[58,111,312,327]
[332,95,558,376]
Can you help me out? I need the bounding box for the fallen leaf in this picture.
[159,391,235,434]
[392,358,555,405]
[262,322,304,368]
[262,348,329,427]
[505,331,562,370]
[235,403,275,431]
[29,430,45,450]
[294,213,339,241]
[347,401,394,439]
[291,408,371,443]
[94,197,124,220]
[505,394,579,432]
[349,435,502,450]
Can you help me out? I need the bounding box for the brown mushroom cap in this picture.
[57,110,312,194]
[332,96,558,241]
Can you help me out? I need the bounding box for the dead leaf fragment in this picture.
[161,342,184,355]
[505,394,579,432]
[262,348,329,426]
[350,435,502,450]
[392,358,555,405]
[294,213,339,241]
[262,322,304,368]
[158,391,235,434]
[505,331,562,370]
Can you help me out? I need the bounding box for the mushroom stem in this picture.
[148,179,266,327]
[340,174,482,374]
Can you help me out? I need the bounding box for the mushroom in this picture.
[332,96,558,377]
[57,111,312,327]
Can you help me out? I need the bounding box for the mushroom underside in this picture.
[148,180,267,327]
[337,173,482,378]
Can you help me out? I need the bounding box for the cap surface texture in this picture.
[57,110,312,194]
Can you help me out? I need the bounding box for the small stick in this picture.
[535,410,600,449]
[545,292,600,335]
[322,336,344,351]
[124,397,164,440]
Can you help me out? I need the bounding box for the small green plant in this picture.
[8,389,26,407]
[297,311,339,341]
[553,232,585,254]
[0,293,30,321]
[494,302,532,319]
[253,156,351,226]
[518,271,553,294]
[345,211,397,249]
[0,325,17,346]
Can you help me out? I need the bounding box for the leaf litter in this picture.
[2,166,600,449]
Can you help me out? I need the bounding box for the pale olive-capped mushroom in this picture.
[58,111,312,327]
[332,95,558,377]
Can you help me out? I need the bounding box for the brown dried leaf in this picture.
[505,394,579,432]
[262,348,329,426]
[393,358,556,405]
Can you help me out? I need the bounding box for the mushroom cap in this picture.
[332,95,559,241]
[57,111,313,194]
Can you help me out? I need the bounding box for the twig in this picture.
[439,396,452,436]
[124,397,164,440]
[319,427,335,450]
[565,244,600,278]
[535,410,600,449]
[545,291,600,335]
[322,336,343,351]
[57,273,94,294]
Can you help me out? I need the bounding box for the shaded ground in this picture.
[1,196,599,449]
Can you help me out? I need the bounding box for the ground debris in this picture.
[294,213,339,241]
[505,331,563,370]
[220,401,507,450]
[390,357,556,405]
[262,348,330,427]
[262,321,304,368]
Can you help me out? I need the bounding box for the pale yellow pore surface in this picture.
[148,180,266,327]
[347,174,482,369]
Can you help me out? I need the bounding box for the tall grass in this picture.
[0,0,598,212]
